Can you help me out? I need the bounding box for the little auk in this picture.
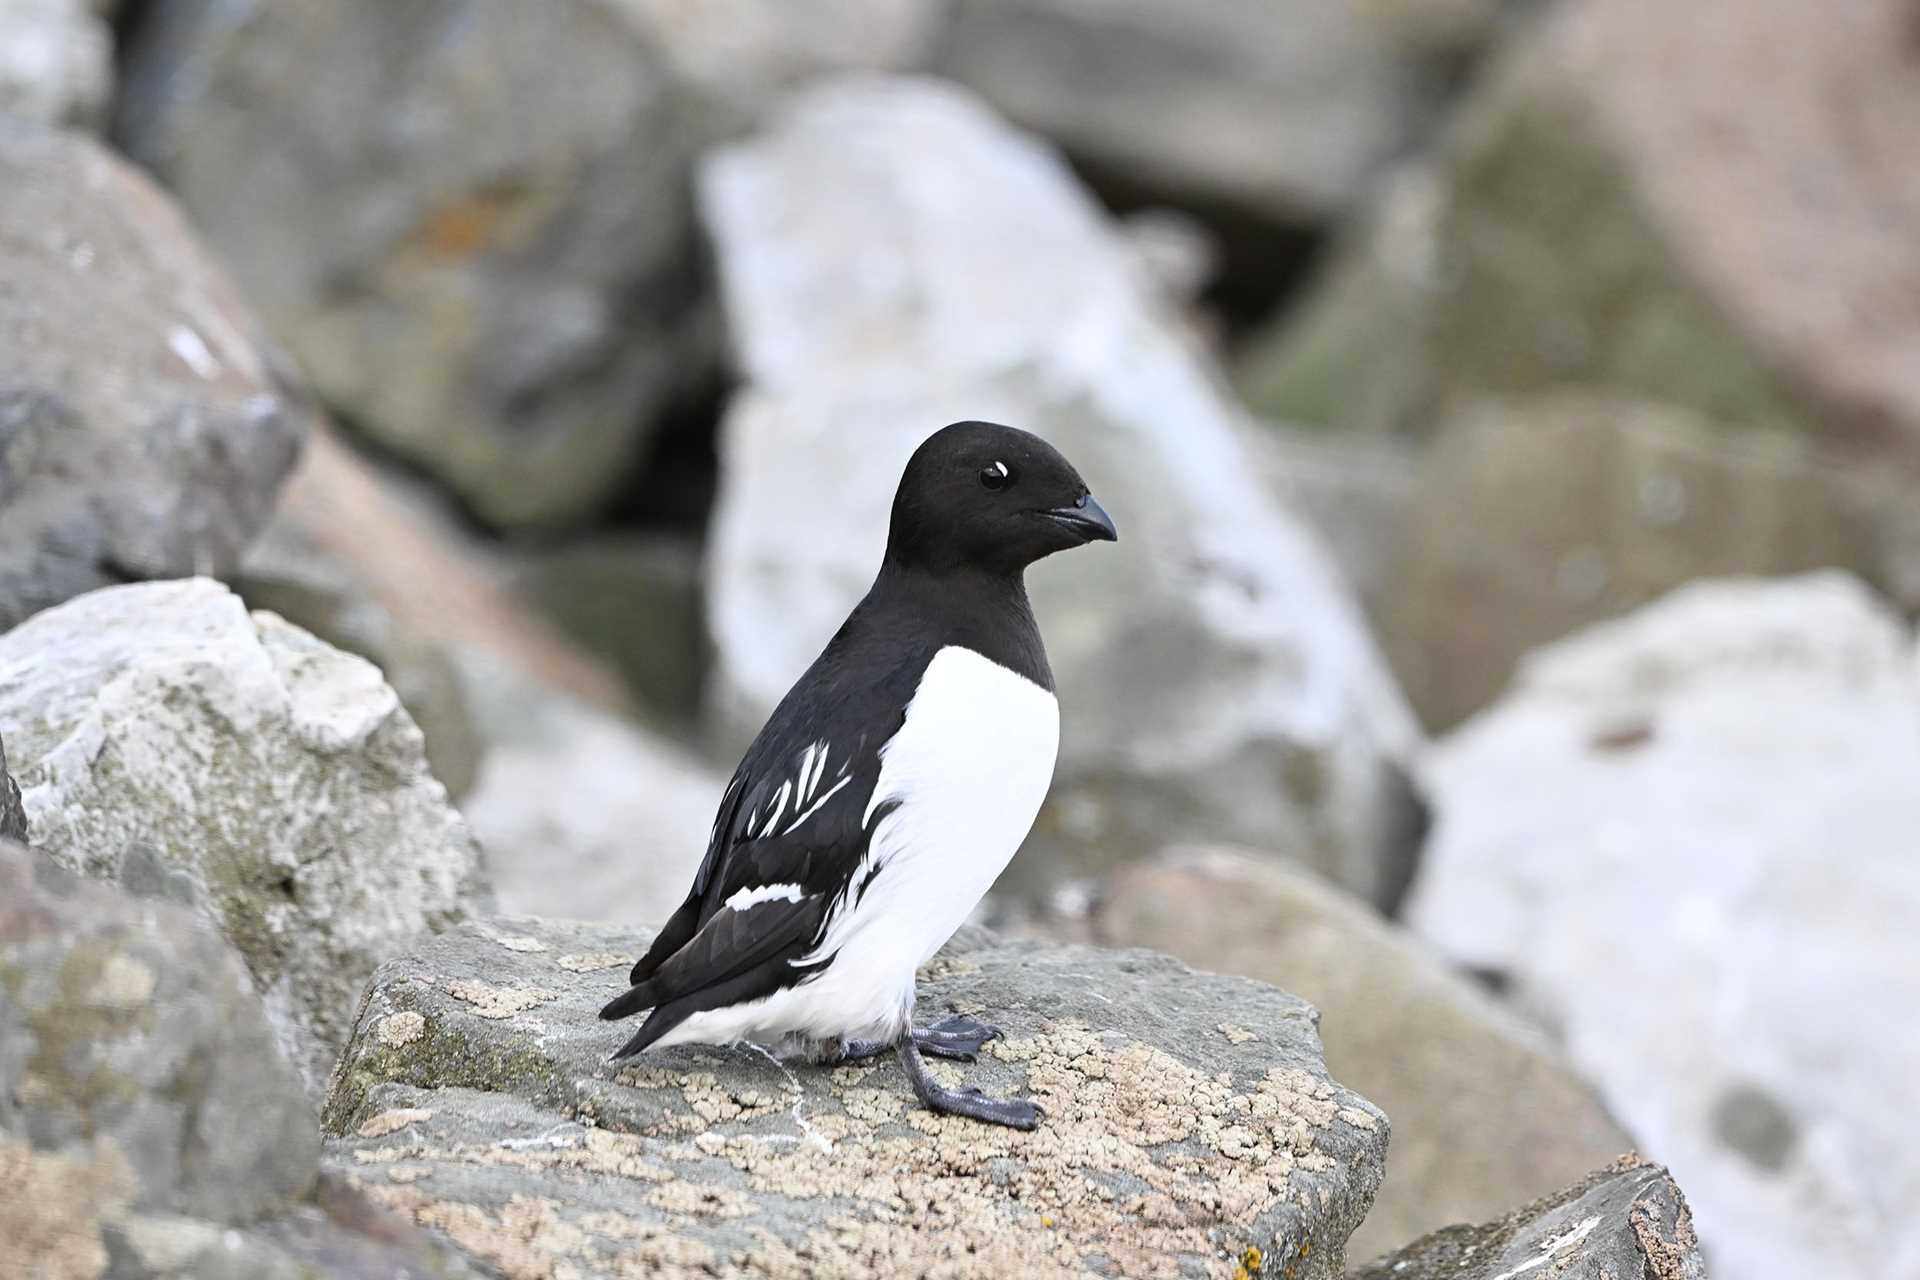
[600,421,1116,1129]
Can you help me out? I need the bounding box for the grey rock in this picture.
[237,510,484,802]
[1234,0,1920,467]
[114,0,710,531]
[113,0,936,531]
[1408,573,1920,1279]
[0,120,310,632]
[505,534,710,723]
[0,578,489,1093]
[1347,1158,1704,1280]
[1100,847,1633,1262]
[322,915,1389,1279]
[456,651,728,927]
[935,0,1509,222]
[0,842,483,1280]
[0,0,112,128]
[0,734,24,844]
[0,840,316,1224]
[700,77,1421,907]
[1243,423,1422,627]
[1380,394,1887,729]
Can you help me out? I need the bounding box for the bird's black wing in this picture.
[599,632,926,1056]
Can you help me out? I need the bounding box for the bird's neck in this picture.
[870,559,1053,692]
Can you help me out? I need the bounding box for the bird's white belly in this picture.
[656,645,1058,1050]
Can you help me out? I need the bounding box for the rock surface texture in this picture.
[935,0,1508,222]
[323,916,1390,1279]
[0,734,25,845]
[0,842,479,1279]
[1348,1157,1704,1280]
[113,0,711,529]
[1101,847,1633,1262]
[113,0,934,530]
[1380,394,1889,728]
[0,578,487,1093]
[0,0,112,127]
[456,652,727,926]
[1236,0,1920,465]
[1408,573,1920,1280]
[701,76,1421,907]
[0,119,310,632]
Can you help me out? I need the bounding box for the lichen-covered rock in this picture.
[323,916,1389,1279]
[0,734,24,844]
[0,840,317,1224]
[1407,573,1920,1279]
[0,0,112,128]
[0,119,310,632]
[1235,0,1920,465]
[1347,1157,1704,1280]
[701,77,1421,907]
[1101,847,1634,1262]
[935,0,1509,223]
[0,841,482,1280]
[0,578,488,1093]
[456,652,727,926]
[1379,394,1889,728]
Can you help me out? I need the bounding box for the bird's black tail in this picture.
[599,982,656,1024]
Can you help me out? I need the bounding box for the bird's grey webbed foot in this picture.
[829,1037,893,1065]
[898,1039,1042,1130]
[913,1014,1003,1061]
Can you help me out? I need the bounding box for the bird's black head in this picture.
[885,421,1117,576]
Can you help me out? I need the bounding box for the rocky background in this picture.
[1,1,1911,1277]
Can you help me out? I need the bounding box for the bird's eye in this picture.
[979,461,1013,491]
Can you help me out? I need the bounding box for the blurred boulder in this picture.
[699,77,1421,907]
[1349,1157,1705,1280]
[936,0,1510,223]
[323,916,1389,1279]
[114,0,934,531]
[1382,394,1888,729]
[114,0,710,531]
[0,120,310,632]
[1243,423,1422,625]
[1407,573,1920,1279]
[248,424,634,718]
[504,534,709,723]
[0,578,488,1092]
[456,651,727,927]
[0,841,480,1280]
[1101,847,1633,1261]
[0,0,112,128]
[0,734,23,844]
[1236,0,1920,468]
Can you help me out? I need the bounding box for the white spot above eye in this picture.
[168,325,222,380]
[724,883,805,911]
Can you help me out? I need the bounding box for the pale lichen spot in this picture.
[378,1011,427,1047]
[445,980,556,1020]
[358,1108,433,1139]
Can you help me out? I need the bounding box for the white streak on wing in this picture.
[794,743,819,803]
[756,780,793,837]
[724,883,805,911]
[782,774,854,836]
[808,740,831,799]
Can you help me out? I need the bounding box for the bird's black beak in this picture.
[1044,493,1118,543]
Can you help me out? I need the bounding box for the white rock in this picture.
[700,77,1420,904]
[456,652,727,926]
[0,0,111,128]
[1408,572,1920,1280]
[0,579,488,1093]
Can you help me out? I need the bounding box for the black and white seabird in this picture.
[599,421,1116,1129]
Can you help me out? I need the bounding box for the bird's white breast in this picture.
[804,645,1057,1023]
